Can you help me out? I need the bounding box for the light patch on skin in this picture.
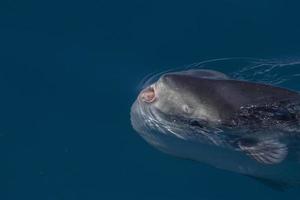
[193,105,221,123]
[152,78,221,122]
[152,80,184,116]
[182,104,192,114]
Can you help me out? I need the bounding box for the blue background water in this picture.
[1,0,300,199]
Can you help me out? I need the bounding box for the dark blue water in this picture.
[1,0,300,199]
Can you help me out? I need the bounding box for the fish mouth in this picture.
[139,85,156,103]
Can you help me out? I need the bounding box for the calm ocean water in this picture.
[1,0,300,199]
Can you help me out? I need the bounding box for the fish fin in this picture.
[246,175,292,191]
[238,138,288,165]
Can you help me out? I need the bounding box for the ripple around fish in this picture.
[134,57,300,139]
[183,57,300,91]
[139,57,300,92]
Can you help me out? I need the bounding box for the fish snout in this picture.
[139,85,156,103]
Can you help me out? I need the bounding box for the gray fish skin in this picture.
[131,69,300,186]
[158,72,300,124]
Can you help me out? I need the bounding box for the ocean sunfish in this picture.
[131,69,300,187]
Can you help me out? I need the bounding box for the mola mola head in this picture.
[130,69,229,149]
[134,69,229,124]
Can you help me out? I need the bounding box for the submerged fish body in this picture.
[131,69,300,186]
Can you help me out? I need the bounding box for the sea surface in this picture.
[1,0,300,199]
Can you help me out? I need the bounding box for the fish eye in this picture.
[182,104,192,114]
